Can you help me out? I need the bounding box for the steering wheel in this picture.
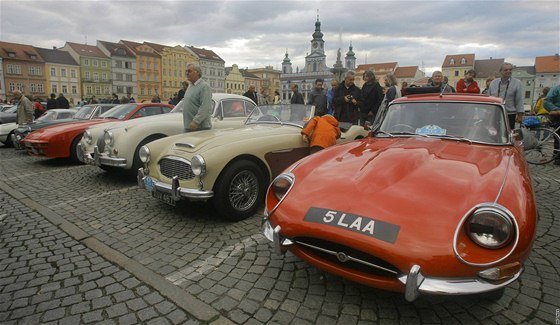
[388,124,416,133]
[257,115,281,122]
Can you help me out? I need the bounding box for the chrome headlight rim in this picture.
[266,172,295,214]
[84,130,93,144]
[190,154,206,176]
[103,130,114,146]
[139,145,150,164]
[453,203,520,267]
[467,207,514,249]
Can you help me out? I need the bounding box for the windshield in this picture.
[171,99,217,114]
[100,104,136,120]
[36,110,58,121]
[245,104,314,127]
[3,106,17,113]
[73,105,97,119]
[378,101,509,144]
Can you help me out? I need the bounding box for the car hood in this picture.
[27,118,90,131]
[25,119,110,140]
[0,122,17,133]
[154,123,299,154]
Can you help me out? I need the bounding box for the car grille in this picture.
[293,237,400,278]
[96,136,105,153]
[159,157,195,180]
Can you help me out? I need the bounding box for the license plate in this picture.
[151,190,176,207]
[143,176,155,191]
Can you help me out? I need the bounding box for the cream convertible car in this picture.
[79,93,256,174]
[138,104,369,221]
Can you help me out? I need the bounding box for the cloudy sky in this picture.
[1,0,558,75]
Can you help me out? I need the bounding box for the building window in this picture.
[71,85,77,94]
[93,72,99,81]
[29,66,41,75]
[62,85,68,94]
[460,58,466,64]
[126,74,132,82]
[61,68,67,77]
[125,61,132,69]
[525,91,531,99]
[86,86,92,95]
[116,73,123,81]
[50,67,56,77]
[30,83,37,92]
[126,86,133,94]
[93,60,98,67]
[51,84,58,94]
[95,86,101,95]
[455,71,459,77]
[37,84,44,93]
[101,61,107,68]
[102,73,107,81]
[117,86,124,93]
[71,69,77,78]
[449,58,455,65]
[84,59,89,65]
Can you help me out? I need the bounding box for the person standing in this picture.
[381,73,401,109]
[46,93,57,110]
[542,85,560,165]
[111,93,120,104]
[488,62,524,128]
[427,71,454,93]
[33,97,46,119]
[89,95,99,104]
[326,79,337,115]
[333,71,362,125]
[183,63,213,132]
[258,88,269,105]
[456,69,481,94]
[481,76,495,95]
[175,81,188,104]
[13,90,34,124]
[55,93,70,108]
[273,90,281,104]
[243,85,258,105]
[307,78,327,116]
[360,70,384,125]
[290,84,304,104]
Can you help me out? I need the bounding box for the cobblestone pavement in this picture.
[0,144,558,324]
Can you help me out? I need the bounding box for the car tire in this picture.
[70,135,83,163]
[2,131,14,147]
[213,159,266,221]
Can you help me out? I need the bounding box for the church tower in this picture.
[282,50,292,74]
[304,12,328,73]
[345,42,356,70]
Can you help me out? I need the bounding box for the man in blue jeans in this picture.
[543,85,560,164]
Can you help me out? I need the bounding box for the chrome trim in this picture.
[398,264,523,301]
[272,225,293,254]
[140,174,213,200]
[176,142,195,148]
[98,153,127,167]
[94,146,101,166]
[265,173,295,215]
[494,155,512,204]
[137,168,145,189]
[453,203,520,267]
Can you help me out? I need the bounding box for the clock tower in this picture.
[304,12,327,73]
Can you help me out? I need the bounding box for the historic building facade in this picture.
[0,41,45,100]
[185,46,225,93]
[120,40,161,102]
[97,40,136,101]
[280,16,355,103]
[34,47,80,104]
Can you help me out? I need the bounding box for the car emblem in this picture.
[336,252,349,263]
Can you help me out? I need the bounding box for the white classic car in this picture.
[137,104,369,221]
[79,93,256,174]
[0,108,77,147]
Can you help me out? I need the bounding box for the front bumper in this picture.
[11,133,25,150]
[81,145,127,168]
[263,220,523,302]
[137,168,214,201]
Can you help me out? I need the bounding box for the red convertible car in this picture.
[263,92,537,301]
[22,103,173,162]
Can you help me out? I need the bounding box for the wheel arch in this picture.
[212,154,271,191]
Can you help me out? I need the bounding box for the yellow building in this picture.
[145,42,198,102]
[34,47,81,105]
[441,54,475,89]
[120,40,162,102]
[225,64,245,95]
[246,66,282,103]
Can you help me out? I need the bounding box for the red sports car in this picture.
[22,103,173,162]
[263,92,537,301]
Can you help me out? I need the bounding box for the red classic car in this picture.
[22,103,173,162]
[263,93,537,301]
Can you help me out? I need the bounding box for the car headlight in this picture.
[104,130,114,146]
[83,130,92,144]
[466,207,514,249]
[139,145,150,163]
[271,174,294,201]
[191,155,206,176]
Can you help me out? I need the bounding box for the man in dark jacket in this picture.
[243,85,258,105]
[360,70,384,125]
[46,93,57,110]
[334,71,362,125]
[307,78,327,116]
[290,84,304,104]
[55,93,70,108]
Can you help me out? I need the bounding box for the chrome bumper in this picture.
[264,220,523,302]
[80,145,127,168]
[11,133,24,150]
[137,168,214,200]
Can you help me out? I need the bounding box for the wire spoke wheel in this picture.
[524,127,560,165]
[228,170,259,211]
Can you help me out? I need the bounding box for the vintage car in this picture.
[0,105,17,124]
[137,104,369,221]
[79,93,256,174]
[0,108,77,147]
[12,103,117,149]
[22,103,173,162]
[263,93,537,301]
